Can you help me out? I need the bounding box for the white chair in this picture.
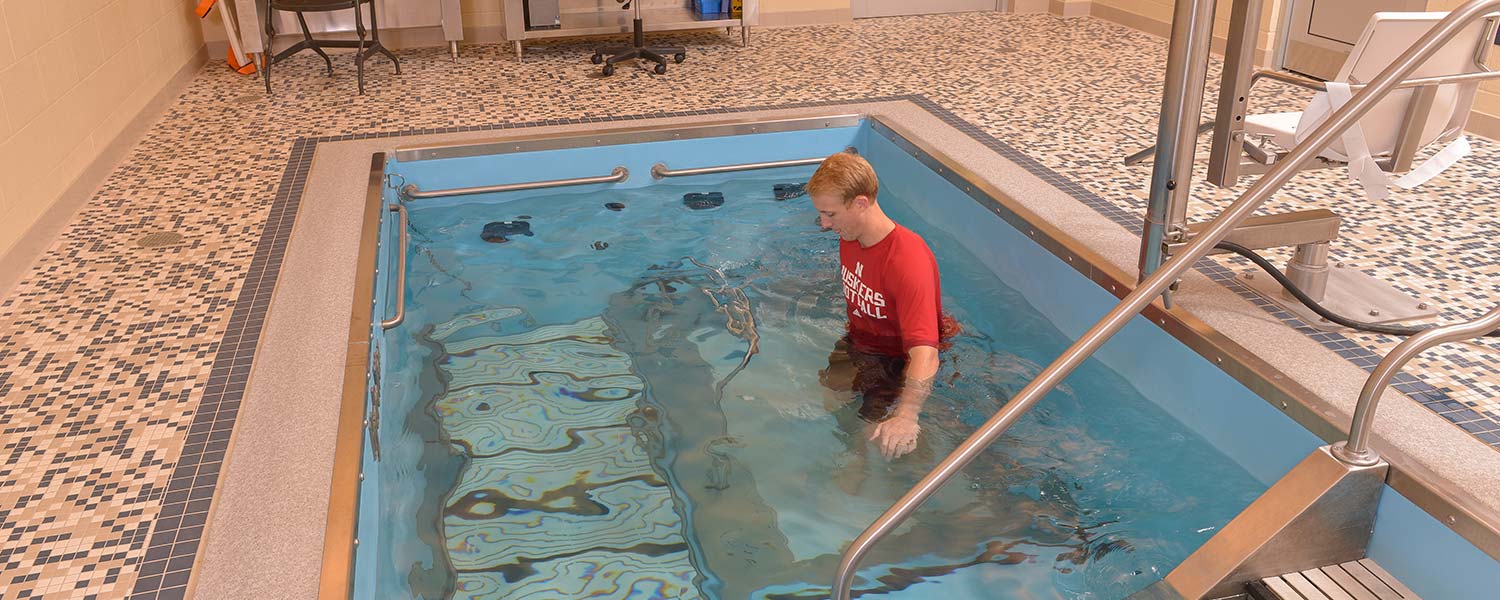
[1244,12,1495,198]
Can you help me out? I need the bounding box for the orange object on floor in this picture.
[197,0,257,75]
[229,47,257,75]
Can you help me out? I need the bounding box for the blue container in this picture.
[694,0,728,19]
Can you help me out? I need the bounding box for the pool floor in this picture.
[368,171,1267,599]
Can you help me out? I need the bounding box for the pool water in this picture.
[372,167,1267,600]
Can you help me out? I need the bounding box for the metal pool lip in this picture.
[321,154,386,600]
[392,113,865,162]
[324,109,1499,598]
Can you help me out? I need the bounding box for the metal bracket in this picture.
[1167,209,1342,257]
[1240,263,1440,329]
[1131,447,1388,600]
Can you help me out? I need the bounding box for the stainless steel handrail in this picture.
[831,3,1500,598]
[380,204,407,330]
[651,157,825,179]
[1126,58,1500,166]
[1252,67,1500,92]
[401,166,629,199]
[1332,306,1500,466]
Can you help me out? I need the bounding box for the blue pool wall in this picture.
[350,184,400,600]
[353,119,1500,599]
[389,126,865,210]
[858,123,1500,599]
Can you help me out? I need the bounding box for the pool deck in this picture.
[0,12,1497,599]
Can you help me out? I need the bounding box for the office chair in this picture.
[590,0,685,76]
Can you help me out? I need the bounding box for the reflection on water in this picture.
[374,170,1266,600]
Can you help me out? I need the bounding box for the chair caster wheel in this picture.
[673,53,685,63]
[590,53,603,64]
[602,64,615,76]
[654,63,667,74]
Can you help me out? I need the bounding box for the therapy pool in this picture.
[329,114,1495,599]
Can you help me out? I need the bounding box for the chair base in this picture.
[262,2,401,95]
[592,18,683,76]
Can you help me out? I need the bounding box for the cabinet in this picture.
[502,0,758,60]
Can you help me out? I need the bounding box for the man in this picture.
[810,151,951,460]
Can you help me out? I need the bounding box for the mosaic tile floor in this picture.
[0,11,1496,599]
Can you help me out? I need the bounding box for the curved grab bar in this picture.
[380,204,408,330]
[1333,305,1500,466]
[832,2,1500,598]
[651,157,826,179]
[401,167,628,199]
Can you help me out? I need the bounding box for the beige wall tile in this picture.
[1,56,49,130]
[0,88,10,139]
[763,0,849,10]
[68,16,107,78]
[0,121,54,215]
[0,8,16,70]
[95,1,133,52]
[0,0,204,257]
[124,0,158,40]
[50,135,95,200]
[94,71,153,149]
[4,0,49,58]
[39,0,73,41]
[36,36,82,102]
[94,42,141,115]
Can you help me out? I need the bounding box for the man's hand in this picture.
[870,413,921,459]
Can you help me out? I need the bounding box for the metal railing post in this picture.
[1333,306,1500,466]
[831,3,1500,597]
[380,204,408,330]
[1139,0,1220,282]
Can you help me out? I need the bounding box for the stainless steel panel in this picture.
[526,0,561,29]
[1160,447,1387,599]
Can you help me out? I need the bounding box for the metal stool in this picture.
[261,0,400,95]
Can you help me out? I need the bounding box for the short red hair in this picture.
[807,151,878,206]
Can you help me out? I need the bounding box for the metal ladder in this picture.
[830,2,1500,598]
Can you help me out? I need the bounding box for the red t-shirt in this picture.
[839,225,943,357]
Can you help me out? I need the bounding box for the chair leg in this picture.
[353,1,367,94]
[295,12,334,76]
[367,3,400,73]
[262,9,275,94]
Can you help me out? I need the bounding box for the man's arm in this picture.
[870,344,939,458]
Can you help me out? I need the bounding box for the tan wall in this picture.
[0,0,205,258]
[462,0,504,32]
[1091,0,1285,63]
[1427,0,1500,131]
